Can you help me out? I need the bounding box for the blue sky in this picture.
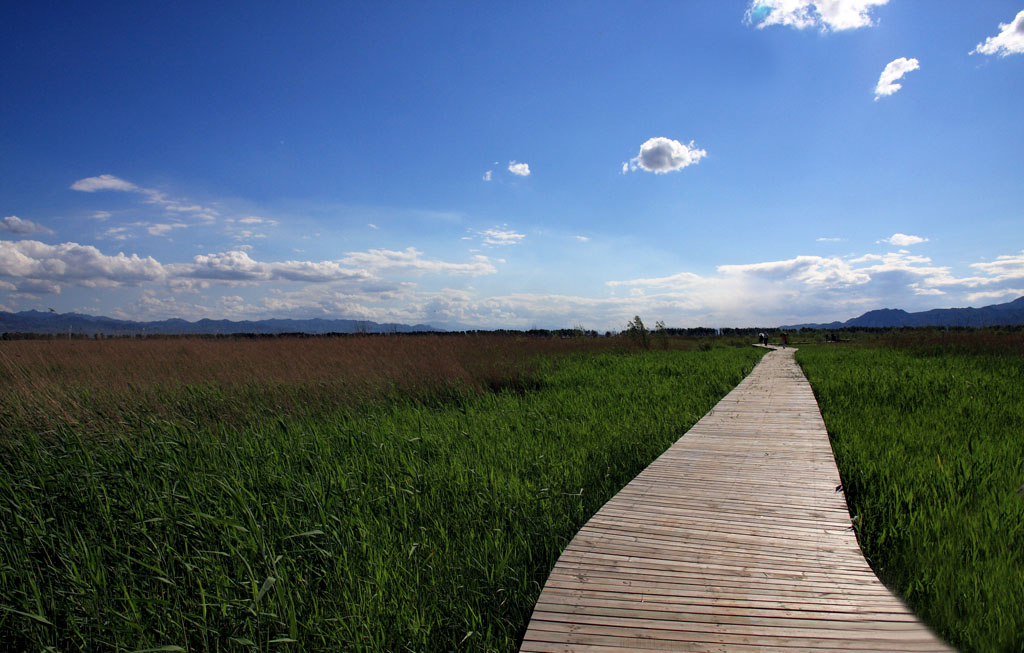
[1,1,1022,329]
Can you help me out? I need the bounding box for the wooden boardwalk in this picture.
[520,347,951,652]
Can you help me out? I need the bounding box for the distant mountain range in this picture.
[782,296,1024,330]
[0,310,441,335]
[4,296,1023,336]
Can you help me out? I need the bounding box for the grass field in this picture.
[0,335,763,651]
[797,332,1024,652]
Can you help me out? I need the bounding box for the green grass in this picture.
[797,341,1024,652]
[0,343,763,651]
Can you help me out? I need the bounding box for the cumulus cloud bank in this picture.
[625,137,706,174]
[745,0,888,32]
[971,10,1024,57]
[0,240,164,285]
[0,240,496,300]
[874,57,920,99]
[1,216,55,236]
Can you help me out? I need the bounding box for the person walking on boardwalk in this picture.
[781,332,788,348]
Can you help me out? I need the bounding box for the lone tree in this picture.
[625,315,650,349]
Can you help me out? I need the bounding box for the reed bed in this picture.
[0,335,763,651]
[0,335,628,438]
[797,336,1023,652]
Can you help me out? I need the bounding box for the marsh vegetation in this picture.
[0,335,762,651]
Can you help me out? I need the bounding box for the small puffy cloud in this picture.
[508,161,530,177]
[816,237,843,242]
[479,228,525,246]
[90,211,111,220]
[482,170,492,182]
[625,137,706,174]
[70,174,138,193]
[971,10,1024,57]
[745,0,888,31]
[1,216,55,236]
[879,233,928,246]
[575,235,590,242]
[367,223,379,230]
[874,57,920,99]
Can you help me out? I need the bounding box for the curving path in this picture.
[519,346,951,652]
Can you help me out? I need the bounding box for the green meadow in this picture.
[0,335,762,651]
[797,332,1024,652]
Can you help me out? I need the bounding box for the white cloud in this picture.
[593,248,1024,328]
[607,270,706,290]
[625,137,706,174]
[719,255,871,287]
[879,233,928,246]
[172,250,370,283]
[1,215,55,236]
[575,235,590,242]
[744,0,888,31]
[103,226,132,241]
[70,174,219,221]
[482,170,492,182]
[367,223,379,230]
[16,279,62,295]
[70,174,138,193]
[969,251,1024,283]
[0,239,496,304]
[339,247,497,276]
[508,161,531,177]
[966,287,1024,303]
[971,10,1024,57]
[147,223,189,237]
[874,57,920,100]
[0,280,17,291]
[816,237,843,242]
[479,228,525,246]
[90,211,111,220]
[237,216,279,226]
[0,240,165,286]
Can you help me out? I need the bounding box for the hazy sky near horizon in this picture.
[1,1,1022,329]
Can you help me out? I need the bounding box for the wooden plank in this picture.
[519,347,952,651]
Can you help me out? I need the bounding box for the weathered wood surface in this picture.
[519,347,951,652]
